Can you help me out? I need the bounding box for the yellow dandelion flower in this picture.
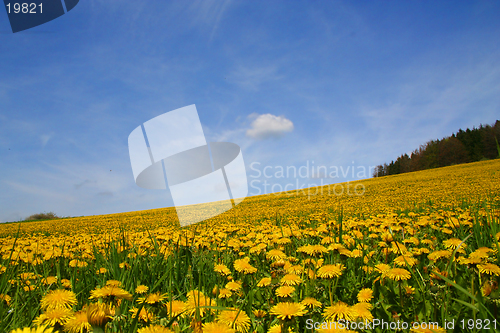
[214,264,232,276]
[212,285,219,296]
[476,247,496,255]
[387,268,411,281]
[297,244,328,256]
[478,263,500,276]
[89,286,132,301]
[267,325,282,333]
[481,280,497,297]
[428,250,452,261]
[421,239,434,246]
[96,268,107,274]
[328,243,346,252]
[164,300,186,317]
[69,260,88,268]
[443,238,466,251]
[266,249,287,261]
[393,255,418,267]
[24,285,36,292]
[129,306,155,323]
[271,258,287,268]
[381,232,393,243]
[270,302,307,320]
[300,297,322,308]
[357,288,373,303]
[225,281,242,291]
[322,301,357,321]
[405,286,415,295]
[87,302,115,327]
[257,277,272,287]
[321,236,336,244]
[351,302,373,321]
[276,237,291,245]
[138,291,168,305]
[61,279,72,289]
[119,262,130,269]
[135,285,149,294]
[339,248,352,257]
[234,257,258,274]
[41,289,78,310]
[0,293,12,306]
[471,249,490,258]
[218,288,232,299]
[19,272,38,280]
[441,228,453,235]
[349,249,363,258]
[105,280,121,287]
[217,309,251,332]
[285,264,304,275]
[253,309,267,318]
[362,266,374,274]
[375,263,391,274]
[275,285,295,297]
[459,256,484,265]
[280,273,302,286]
[64,310,91,333]
[317,264,345,279]
[34,307,74,327]
[41,276,58,285]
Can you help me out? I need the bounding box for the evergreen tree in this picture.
[373,120,499,177]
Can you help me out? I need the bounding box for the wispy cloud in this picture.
[74,179,94,189]
[4,180,75,202]
[40,132,54,148]
[227,65,284,91]
[187,0,233,41]
[359,54,500,163]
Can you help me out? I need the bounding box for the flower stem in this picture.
[399,280,403,309]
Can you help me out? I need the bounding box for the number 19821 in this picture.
[460,319,497,330]
[6,3,42,14]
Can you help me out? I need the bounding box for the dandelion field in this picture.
[1,159,500,333]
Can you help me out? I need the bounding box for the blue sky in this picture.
[1,0,499,222]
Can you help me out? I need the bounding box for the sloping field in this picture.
[1,159,499,332]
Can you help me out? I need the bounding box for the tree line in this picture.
[373,120,500,177]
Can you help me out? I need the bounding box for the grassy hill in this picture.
[0,159,499,332]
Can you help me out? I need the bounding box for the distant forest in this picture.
[373,120,500,177]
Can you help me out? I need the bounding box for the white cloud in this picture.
[246,113,294,140]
